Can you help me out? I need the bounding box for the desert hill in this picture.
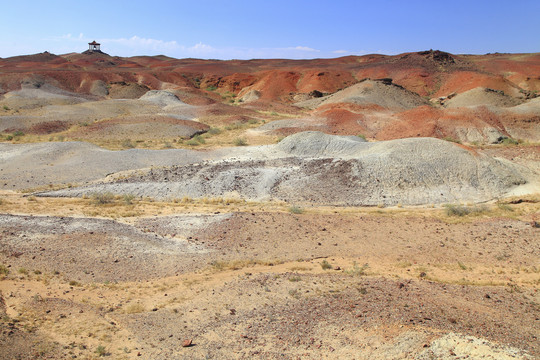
[0,50,539,359]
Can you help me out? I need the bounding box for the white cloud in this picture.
[287,46,320,52]
[32,34,351,59]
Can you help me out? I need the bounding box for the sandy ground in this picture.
[1,51,539,359]
[0,192,538,359]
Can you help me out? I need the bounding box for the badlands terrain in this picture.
[0,49,539,359]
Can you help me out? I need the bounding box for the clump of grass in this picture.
[0,264,9,278]
[162,141,173,149]
[13,130,24,137]
[18,268,28,275]
[206,85,218,91]
[193,134,205,144]
[234,137,248,146]
[207,127,222,135]
[442,136,462,144]
[69,280,81,287]
[187,134,206,146]
[357,134,366,141]
[288,206,304,214]
[501,137,519,145]
[497,202,513,212]
[444,204,489,217]
[91,192,115,205]
[2,105,10,111]
[320,260,332,270]
[123,194,135,205]
[95,345,107,357]
[345,261,367,276]
[288,276,302,282]
[125,303,145,314]
[457,262,468,271]
[121,139,135,149]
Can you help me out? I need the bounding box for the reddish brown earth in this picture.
[2,49,538,145]
[1,50,538,103]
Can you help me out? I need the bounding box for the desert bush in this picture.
[95,345,107,357]
[288,206,304,214]
[123,194,135,205]
[5,135,13,141]
[501,137,519,145]
[121,139,135,148]
[320,260,332,270]
[357,134,366,140]
[442,136,462,144]
[193,134,205,144]
[207,127,222,135]
[91,192,115,205]
[186,139,200,146]
[345,261,367,276]
[206,86,217,91]
[234,137,247,146]
[496,202,513,212]
[0,264,9,277]
[2,105,9,111]
[444,204,488,216]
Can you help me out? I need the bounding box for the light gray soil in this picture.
[39,132,533,206]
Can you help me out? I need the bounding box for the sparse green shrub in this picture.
[162,142,173,149]
[5,135,13,141]
[444,204,488,216]
[95,345,107,357]
[91,192,115,205]
[288,276,301,282]
[122,139,135,148]
[345,261,367,276]
[208,127,222,135]
[18,268,28,275]
[497,203,513,212]
[13,131,24,137]
[457,262,468,270]
[357,134,366,140]
[234,137,247,146]
[2,105,9,111]
[320,260,332,270]
[288,206,304,214]
[206,86,217,91]
[186,139,200,146]
[123,194,135,205]
[69,280,81,287]
[193,134,205,144]
[56,135,65,142]
[501,137,519,145]
[248,118,259,125]
[442,136,461,144]
[0,264,9,277]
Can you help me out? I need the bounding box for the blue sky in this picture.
[1,0,539,59]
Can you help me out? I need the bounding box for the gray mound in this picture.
[508,97,540,115]
[140,90,196,118]
[39,132,530,206]
[0,142,208,190]
[140,90,188,107]
[295,80,428,110]
[277,131,367,157]
[445,87,523,109]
